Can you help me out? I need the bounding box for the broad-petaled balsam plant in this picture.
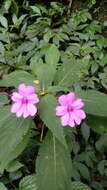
[0,44,107,190]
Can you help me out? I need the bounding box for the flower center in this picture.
[67,105,74,112]
[22,97,28,104]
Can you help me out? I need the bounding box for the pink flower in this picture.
[11,84,39,118]
[56,92,86,127]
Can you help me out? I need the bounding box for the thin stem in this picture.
[68,0,73,15]
[40,124,45,142]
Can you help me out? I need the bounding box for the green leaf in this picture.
[36,131,71,190]
[30,6,41,15]
[6,160,23,172]
[12,14,18,25]
[47,85,69,93]
[90,181,104,190]
[0,183,8,190]
[0,33,10,43]
[30,55,43,76]
[35,64,56,89]
[0,106,33,172]
[55,59,82,88]
[86,115,107,134]
[95,134,107,152]
[44,30,53,42]
[71,181,91,190]
[9,170,22,181]
[19,175,37,190]
[76,162,90,180]
[71,165,80,181]
[0,15,8,28]
[77,90,107,116]
[30,55,56,88]
[0,93,9,106]
[0,42,4,54]
[8,132,30,170]
[98,160,107,176]
[30,55,43,75]
[11,0,19,15]
[17,42,35,53]
[100,56,107,66]
[104,21,107,26]
[97,36,107,48]
[81,123,90,141]
[4,0,12,11]
[38,94,67,147]
[0,71,35,87]
[45,44,60,65]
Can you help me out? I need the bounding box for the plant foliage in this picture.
[0,0,107,189]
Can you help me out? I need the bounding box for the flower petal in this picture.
[61,113,69,126]
[68,114,75,127]
[18,84,36,96]
[66,92,75,104]
[26,86,35,94]
[18,84,27,96]
[27,103,37,116]
[56,106,67,116]
[16,104,25,117]
[28,94,39,104]
[72,112,81,125]
[23,106,29,118]
[11,92,23,102]
[58,95,67,106]
[11,102,21,113]
[75,109,86,120]
[72,99,84,109]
